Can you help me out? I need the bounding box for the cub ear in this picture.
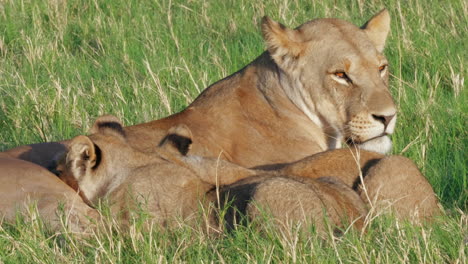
[361,9,391,53]
[89,114,125,138]
[158,124,193,156]
[66,135,100,179]
[261,16,305,70]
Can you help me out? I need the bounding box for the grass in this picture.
[0,0,466,263]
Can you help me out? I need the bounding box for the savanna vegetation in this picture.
[0,0,466,263]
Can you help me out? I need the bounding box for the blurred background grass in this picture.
[0,0,466,262]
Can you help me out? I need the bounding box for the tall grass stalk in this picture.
[0,0,466,262]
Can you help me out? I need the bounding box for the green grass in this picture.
[0,0,466,263]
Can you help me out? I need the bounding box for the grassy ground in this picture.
[0,0,466,263]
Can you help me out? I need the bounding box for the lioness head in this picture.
[262,9,396,154]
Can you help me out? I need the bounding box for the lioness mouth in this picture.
[346,133,390,146]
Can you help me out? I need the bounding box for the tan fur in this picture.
[58,117,257,229]
[357,156,440,221]
[362,9,391,52]
[0,157,98,234]
[219,175,367,234]
[121,9,397,163]
[219,148,439,231]
[56,116,369,232]
[276,148,441,221]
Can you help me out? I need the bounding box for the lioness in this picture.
[123,9,397,166]
[5,9,396,168]
[0,156,98,234]
[58,116,369,232]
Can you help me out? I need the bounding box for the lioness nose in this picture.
[372,114,395,127]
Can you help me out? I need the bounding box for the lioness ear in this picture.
[361,9,390,53]
[261,16,305,70]
[66,135,100,179]
[158,124,193,156]
[89,114,125,138]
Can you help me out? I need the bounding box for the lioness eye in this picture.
[335,72,345,78]
[379,65,387,72]
[334,72,351,83]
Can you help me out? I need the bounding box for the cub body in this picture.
[0,157,98,234]
[219,175,367,234]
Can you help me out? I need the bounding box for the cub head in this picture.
[262,9,396,154]
[58,115,194,205]
[58,115,148,205]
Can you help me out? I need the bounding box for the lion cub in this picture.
[219,149,441,234]
[218,175,367,234]
[59,115,439,233]
[276,149,441,222]
[58,116,370,233]
[58,115,256,229]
